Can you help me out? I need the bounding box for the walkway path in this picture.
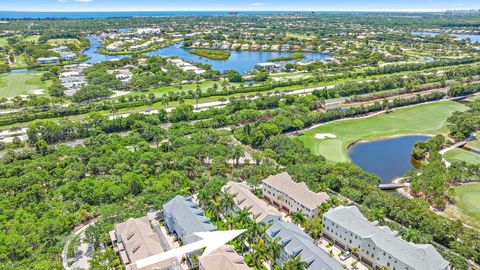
[61,218,98,270]
[439,133,476,167]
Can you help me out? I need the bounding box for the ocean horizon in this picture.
[0,11,303,19]
[0,10,390,19]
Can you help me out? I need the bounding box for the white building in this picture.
[37,57,59,64]
[256,62,283,73]
[222,181,281,224]
[261,172,329,217]
[323,206,450,270]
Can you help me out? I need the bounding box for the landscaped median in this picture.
[297,101,468,162]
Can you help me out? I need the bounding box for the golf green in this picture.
[452,183,480,228]
[297,101,468,162]
[444,148,480,165]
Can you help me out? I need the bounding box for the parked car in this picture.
[339,251,351,261]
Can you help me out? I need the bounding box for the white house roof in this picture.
[324,206,449,270]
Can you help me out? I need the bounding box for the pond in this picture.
[347,135,431,184]
[82,36,330,73]
[412,31,480,43]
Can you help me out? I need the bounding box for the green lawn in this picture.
[449,183,480,228]
[0,37,8,47]
[0,71,47,98]
[47,38,81,46]
[444,148,480,165]
[297,101,468,162]
[466,138,480,150]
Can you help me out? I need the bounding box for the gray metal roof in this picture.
[324,206,449,270]
[163,195,217,243]
[266,221,344,270]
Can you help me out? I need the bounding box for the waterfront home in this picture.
[250,44,261,51]
[280,44,291,52]
[260,44,270,51]
[270,44,280,51]
[266,220,344,270]
[255,62,283,73]
[220,41,232,50]
[109,216,175,270]
[198,245,251,270]
[323,205,450,270]
[59,51,77,61]
[292,44,302,51]
[37,57,60,64]
[261,172,329,217]
[240,44,250,50]
[222,181,281,224]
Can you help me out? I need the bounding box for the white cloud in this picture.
[251,2,265,6]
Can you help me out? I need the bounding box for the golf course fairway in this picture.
[297,101,468,162]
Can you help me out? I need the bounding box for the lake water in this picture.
[412,31,480,43]
[348,135,430,184]
[82,36,329,73]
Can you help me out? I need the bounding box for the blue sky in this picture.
[1,0,479,12]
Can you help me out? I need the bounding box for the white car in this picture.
[339,251,351,261]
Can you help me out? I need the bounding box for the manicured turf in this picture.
[467,138,480,150]
[297,101,468,162]
[47,38,81,46]
[0,71,47,98]
[444,148,480,165]
[452,183,480,228]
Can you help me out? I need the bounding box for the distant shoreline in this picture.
[0,10,446,19]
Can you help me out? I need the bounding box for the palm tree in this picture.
[267,237,282,265]
[220,192,235,216]
[250,240,267,268]
[292,211,306,226]
[284,255,307,270]
[233,209,251,229]
[207,200,222,222]
[197,189,210,208]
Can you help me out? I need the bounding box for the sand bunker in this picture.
[315,133,337,140]
[29,89,44,95]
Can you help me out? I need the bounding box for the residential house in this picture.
[240,44,250,50]
[59,52,77,61]
[266,220,344,270]
[262,172,329,217]
[270,44,280,51]
[322,206,450,270]
[280,44,291,52]
[250,44,260,51]
[163,195,217,244]
[109,216,176,270]
[198,245,251,270]
[163,196,217,265]
[222,181,281,224]
[292,44,302,51]
[260,44,270,51]
[255,62,283,73]
[37,57,60,64]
